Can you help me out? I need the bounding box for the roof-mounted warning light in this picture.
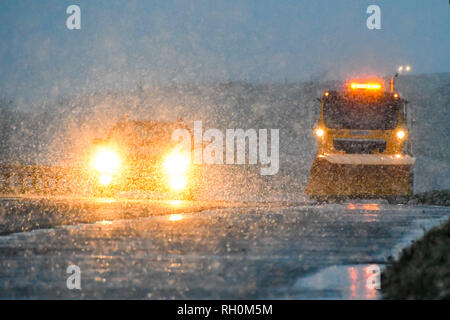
[350,82,382,90]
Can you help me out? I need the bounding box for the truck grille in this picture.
[333,139,386,154]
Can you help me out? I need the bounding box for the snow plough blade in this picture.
[306,154,415,197]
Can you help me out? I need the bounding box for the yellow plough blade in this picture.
[306,154,415,197]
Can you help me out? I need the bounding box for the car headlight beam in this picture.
[168,175,188,191]
[92,148,121,174]
[163,150,190,191]
[163,151,190,175]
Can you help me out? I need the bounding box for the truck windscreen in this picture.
[323,96,399,130]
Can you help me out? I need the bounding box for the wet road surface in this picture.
[0,197,448,299]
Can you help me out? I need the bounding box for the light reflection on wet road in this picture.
[0,198,448,299]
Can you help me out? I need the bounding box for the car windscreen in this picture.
[323,95,399,130]
[107,123,183,148]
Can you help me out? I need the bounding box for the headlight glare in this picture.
[315,128,325,137]
[163,151,190,175]
[396,130,406,140]
[92,148,121,174]
[168,175,188,191]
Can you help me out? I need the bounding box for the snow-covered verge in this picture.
[382,189,450,299]
[381,216,450,299]
[408,190,450,207]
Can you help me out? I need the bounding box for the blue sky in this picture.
[0,0,449,106]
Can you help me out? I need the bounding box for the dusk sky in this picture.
[0,0,449,106]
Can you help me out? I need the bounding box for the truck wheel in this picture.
[409,170,415,194]
[386,195,410,204]
[310,195,343,204]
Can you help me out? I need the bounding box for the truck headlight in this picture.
[396,129,406,140]
[315,128,325,137]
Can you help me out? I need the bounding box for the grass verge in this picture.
[408,189,450,206]
[382,190,450,299]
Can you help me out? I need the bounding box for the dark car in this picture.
[89,120,201,199]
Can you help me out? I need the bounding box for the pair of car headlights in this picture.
[91,147,190,190]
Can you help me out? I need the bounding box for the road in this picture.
[0,197,448,299]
